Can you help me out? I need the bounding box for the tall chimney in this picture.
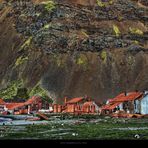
[64,97,67,104]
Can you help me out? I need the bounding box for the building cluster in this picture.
[0,91,148,117]
[53,97,99,114]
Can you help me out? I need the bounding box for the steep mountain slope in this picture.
[0,0,148,102]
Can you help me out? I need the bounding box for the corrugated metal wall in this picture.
[134,100,140,114]
[141,94,148,114]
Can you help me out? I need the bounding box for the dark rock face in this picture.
[11,0,148,53]
[40,51,148,102]
[0,0,148,102]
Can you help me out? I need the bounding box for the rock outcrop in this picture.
[0,0,147,102]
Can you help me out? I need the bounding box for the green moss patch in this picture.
[100,50,107,63]
[113,24,121,37]
[96,0,114,7]
[19,37,32,51]
[0,80,24,100]
[73,54,89,71]
[42,0,56,12]
[15,56,29,67]
[129,27,143,35]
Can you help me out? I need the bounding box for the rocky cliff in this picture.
[0,0,148,103]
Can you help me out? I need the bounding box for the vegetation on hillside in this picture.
[129,27,144,35]
[15,56,29,67]
[113,25,121,37]
[96,0,114,7]
[0,80,26,100]
[42,0,56,12]
[0,80,52,102]
[29,83,53,103]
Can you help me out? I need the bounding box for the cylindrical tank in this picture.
[91,105,96,113]
[53,104,58,113]
[57,105,62,113]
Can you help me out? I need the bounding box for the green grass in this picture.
[1,117,148,140]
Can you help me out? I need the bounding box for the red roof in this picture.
[25,96,41,105]
[101,102,121,110]
[66,97,84,104]
[110,92,143,103]
[5,96,42,110]
[0,98,5,104]
[5,103,24,110]
[101,92,143,111]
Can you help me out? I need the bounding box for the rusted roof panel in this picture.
[5,96,41,110]
[5,103,25,110]
[111,113,144,118]
[25,96,41,105]
[66,97,84,104]
[101,102,121,110]
[0,98,5,104]
[110,92,143,103]
[102,92,143,111]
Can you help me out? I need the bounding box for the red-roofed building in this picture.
[101,91,148,115]
[4,103,25,114]
[0,96,49,115]
[24,96,43,114]
[53,96,100,114]
[64,97,85,113]
[82,101,99,113]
